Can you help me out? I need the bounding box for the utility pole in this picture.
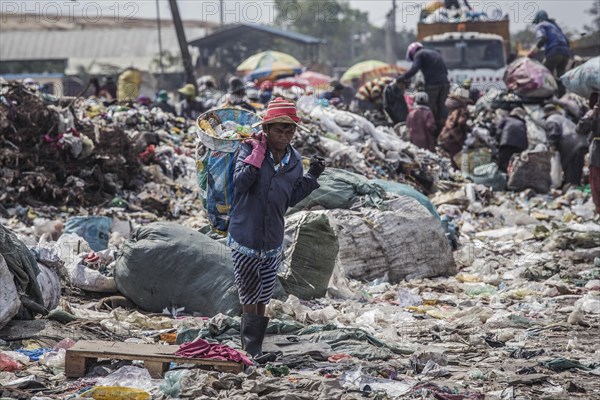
[350,25,356,63]
[219,0,224,27]
[385,0,397,64]
[156,0,165,76]
[168,0,196,87]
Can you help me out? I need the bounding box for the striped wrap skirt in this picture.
[231,250,282,305]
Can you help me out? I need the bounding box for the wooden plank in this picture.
[65,340,243,375]
[144,361,168,379]
[64,352,87,378]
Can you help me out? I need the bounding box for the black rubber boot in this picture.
[241,314,269,358]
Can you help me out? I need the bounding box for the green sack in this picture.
[287,168,386,214]
[472,163,507,192]
[280,212,339,300]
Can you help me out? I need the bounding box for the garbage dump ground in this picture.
[1,81,599,400]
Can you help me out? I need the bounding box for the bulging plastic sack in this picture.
[66,257,117,293]
[504,57,557,99]
[550,151,563,189]
[560,56,600,99]
[96,366,160,392]
[39,348,66,368]
[0,255,21,330]
[0,352,24,372]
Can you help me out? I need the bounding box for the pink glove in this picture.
[243,133,267,168]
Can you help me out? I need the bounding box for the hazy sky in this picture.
[136,0,596,34]
[2,0,595,34]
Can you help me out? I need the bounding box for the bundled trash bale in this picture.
[327,197,456,283]
[371,179,440,219]
[504,58,557,99]
[288,168,386,214]
[507,148,551,193]
[114,222,241,316]
[560,56,600,99]
[471,163,507,192]
[280,211,339,300]
[0,255,21,329]
[0,224,49,327]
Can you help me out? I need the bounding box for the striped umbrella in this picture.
[236,51,302,75]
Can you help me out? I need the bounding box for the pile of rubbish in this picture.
[0,82,198,211]
[1,179,598,398]
[1,58,599,399]
[292,96,456,193]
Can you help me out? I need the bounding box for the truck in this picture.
[416,17,511,91]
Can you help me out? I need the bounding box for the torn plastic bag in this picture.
[36,263,60,311]
[64,216,112,252]
[114,222,242,316]
[550,151,563,189]
[0,255,21,330]
[66,257,117,293]
[0,224,46,321]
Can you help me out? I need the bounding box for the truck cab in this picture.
[423,32,507,91]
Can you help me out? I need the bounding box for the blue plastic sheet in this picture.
[16,348,51,361]
[64,216,112,251]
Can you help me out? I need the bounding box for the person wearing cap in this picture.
[544,103,588,188]
[155,90,176,114]
[197,75,221,111]
[259,80,274,104]
[528,11,571,97]
[137,95,151,109]
[228,98,325,360]
[496,107,529,172]
[437,87,472,161]
[383,77,409,125]
[462,79,481,105]
[577,93,600,213]
[222,77,256,112]
[407,91,436,152]
[398,42,450,135]
[176,83,202,120]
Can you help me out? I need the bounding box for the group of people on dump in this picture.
[224,9,599,362]
[77,8,597,363]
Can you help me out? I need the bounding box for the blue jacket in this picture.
[228,142,319,251]
[536,21,570,56]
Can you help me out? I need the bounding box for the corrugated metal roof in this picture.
[1,28,208,60]
[189,23,324,49]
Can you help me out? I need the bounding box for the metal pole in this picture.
[220,0,224,27]
[385,0,398,64]
[168,0,197,87]
[156,0,165,75]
